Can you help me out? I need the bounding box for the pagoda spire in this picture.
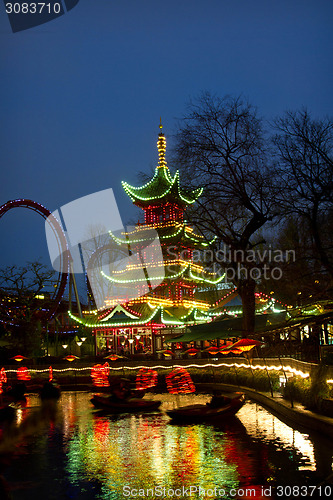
[157,118,167,169]
[122,121,203,207]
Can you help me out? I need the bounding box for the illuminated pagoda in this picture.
[70,122,226,355]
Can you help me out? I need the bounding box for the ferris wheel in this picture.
[0,198,69,323]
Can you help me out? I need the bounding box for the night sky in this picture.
[1,0,333,270]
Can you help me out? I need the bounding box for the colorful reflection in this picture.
[1,392,332,500]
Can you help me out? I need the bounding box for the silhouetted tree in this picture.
[172,93,276,334]
[0,261,56,356]
[261,216,331,305]
[273,109,333,282]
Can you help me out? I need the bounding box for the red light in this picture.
[64,355,79,362]
[136,368,158,390]
[166,368,195,394]
[17,366,31,381]
[0,367,7,383]
[91,363,110,387]
[11,355,28,362]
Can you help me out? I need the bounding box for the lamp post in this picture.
[128,331,134,355]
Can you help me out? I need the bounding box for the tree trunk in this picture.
[310,209,333,279]
[237,278,256,337]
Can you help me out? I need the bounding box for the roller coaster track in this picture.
[0,198,69,321]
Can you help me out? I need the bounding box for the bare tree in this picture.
[273,109,333,281]
[172,92,276,334]
[0,261,57,355]
[261,216,331,305]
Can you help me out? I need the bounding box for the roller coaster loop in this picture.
[0,199,69,322]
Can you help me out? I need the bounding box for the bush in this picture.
[282,364,332,415]
[188,366,280,392]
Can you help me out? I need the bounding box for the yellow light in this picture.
[6,361,311,380]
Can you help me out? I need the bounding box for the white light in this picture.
[62,344,68,349]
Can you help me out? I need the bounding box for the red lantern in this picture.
[0,367,7,384]
[204,347,219,355]
[166,368,195,394]
[136,368,158,390]
[11,355,28,362]
[104,354,124,361]
[231,338,263,351]
[64,355,79,362]
[159,350,175,357]
[17,366,31,381]
[0,367,6,395]
[219,347,242,355]
[91,363,110,387]
[49,366,53,382]
[184,348,199,357]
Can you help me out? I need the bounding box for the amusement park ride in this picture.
[0,198,83,329]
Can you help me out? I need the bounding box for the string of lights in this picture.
[2,361,312,379]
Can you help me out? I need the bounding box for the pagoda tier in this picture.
[103,217,222,308]
[109,221,216,248]
[122,130,202,210]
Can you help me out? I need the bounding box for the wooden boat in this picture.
[0,403,17,422]
[167,392,245,422]
[3,382,27,404]
[40,382,61,401]
[91,394,161,413]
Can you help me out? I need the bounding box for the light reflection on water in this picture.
[1,392,332,500]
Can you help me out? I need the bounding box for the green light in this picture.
[122,168,203,205]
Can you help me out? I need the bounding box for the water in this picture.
[1,392,332,499]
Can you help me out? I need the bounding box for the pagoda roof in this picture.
[109,222,215,247]
[122,127,203,207]
[122,166,203,207]
[68,301,213,329]
[100,259,226,285]
[98,304,141,322]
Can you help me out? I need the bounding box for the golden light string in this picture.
[3,362,314,379]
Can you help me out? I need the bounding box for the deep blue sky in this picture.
[1,0,333,270]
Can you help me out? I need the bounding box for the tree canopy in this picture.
[171,93,333,334]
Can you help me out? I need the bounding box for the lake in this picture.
[1,392,332,499]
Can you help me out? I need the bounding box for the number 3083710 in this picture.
[6,3,62,14]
